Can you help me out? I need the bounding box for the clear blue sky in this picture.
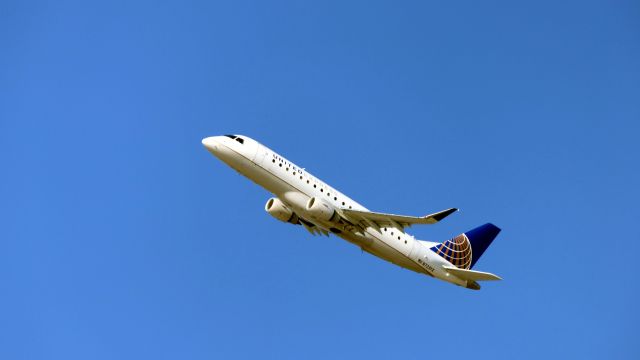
[2,1,639,359]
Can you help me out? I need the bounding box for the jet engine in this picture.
[305,197,339,222]
[265,198,299,224]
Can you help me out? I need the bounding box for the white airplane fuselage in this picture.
[202,135,470,287]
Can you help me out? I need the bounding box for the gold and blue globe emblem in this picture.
[431,234,472,269]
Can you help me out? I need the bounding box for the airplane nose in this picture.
[202,136,220,152]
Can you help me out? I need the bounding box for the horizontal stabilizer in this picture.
[443,266,502,281]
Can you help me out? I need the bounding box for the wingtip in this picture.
[431,207,458,221]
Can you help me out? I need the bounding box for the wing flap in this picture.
[443,266,502,281]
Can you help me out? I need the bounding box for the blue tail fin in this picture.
[465,223,501,268]
[430,223,501,269]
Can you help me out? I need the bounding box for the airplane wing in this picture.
[340,207,457,230]
[443,266,502,281]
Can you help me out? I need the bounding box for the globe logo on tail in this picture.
[430,234,472,270]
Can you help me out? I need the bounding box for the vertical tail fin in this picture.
[430,223,501,269]
[465,223,501,268]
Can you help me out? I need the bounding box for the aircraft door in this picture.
[408,240,422,261]
[254,144,268,165]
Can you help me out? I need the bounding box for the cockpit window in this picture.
[235,137,244,144]
[224,134,237,139]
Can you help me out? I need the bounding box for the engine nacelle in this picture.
[265,198,299,224]
[305,197,339,222]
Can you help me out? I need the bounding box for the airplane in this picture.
[202,134,502,290]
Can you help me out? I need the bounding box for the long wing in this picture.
[340,207,457,230]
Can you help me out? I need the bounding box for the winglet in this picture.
[424,208,458,223]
